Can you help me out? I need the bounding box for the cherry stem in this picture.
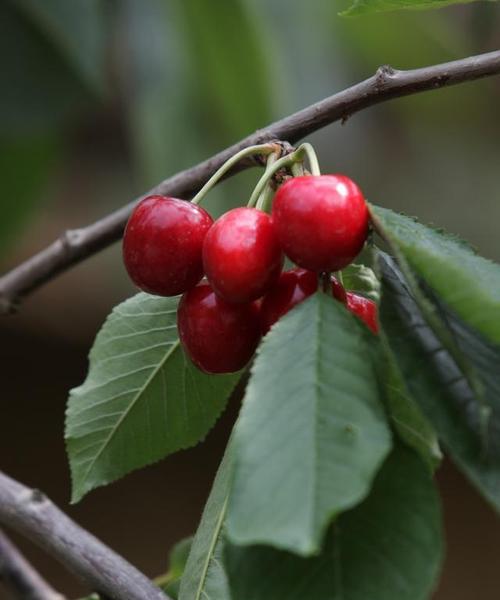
[321,272,331,294]
[248,143,317,208]
[191,143,279,205]
[299,142,321,176]
[335,270,344,286]
[255,152,280,212]
[291,162,305,177]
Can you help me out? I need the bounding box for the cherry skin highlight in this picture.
[203,207,284,304]
[346,292,379,334]
[123,195,213,296]
[272,175,369,272]
[260,268,318,334]
[177,282,261,374]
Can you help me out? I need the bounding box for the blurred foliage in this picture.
[0,0,106,252]
[0,135,58,252]
[1,0,499,262]
[13,0,107,94]
[342,0,498,16]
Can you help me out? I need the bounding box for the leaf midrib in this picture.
[309,294,323,551]
[77,335,181,490]
[194,495,229,600]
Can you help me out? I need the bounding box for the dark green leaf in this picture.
[179,447,232,600]
[226,292,392,556]
[66,293,240,502]
[380,338,442,471]
[372,205,500,346]
[225,444,443,600]
[379,252,500,510]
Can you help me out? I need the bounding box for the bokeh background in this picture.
[1,0,500,598]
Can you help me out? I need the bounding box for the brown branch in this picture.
[0,529,65,600]
[0,471,169,600]
[1,49,499,314]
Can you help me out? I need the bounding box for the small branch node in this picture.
[375,64,397,89]
[30,489,46,504]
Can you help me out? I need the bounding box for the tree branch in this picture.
[0,471,169,600]
[1,50,499,314]
[0,529,65,600]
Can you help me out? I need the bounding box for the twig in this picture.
[0,50,499,313]
[0,471,169,600]
[0,529,65,600]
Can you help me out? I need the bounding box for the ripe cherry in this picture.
[272,175,369,272]
[260,268,318,334]
[123,195,213,296]
[331,275,347,304]
[177,282,261,373]
[203,207,284,304]
[346,292,379,334]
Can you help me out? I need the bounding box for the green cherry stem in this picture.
[321,272,331,293]
[291,161,305,177]
[255,152,279,212]
[248,148,301,208]
[248,143,321,209]
[299,142,321,176]
[191,143,279,206]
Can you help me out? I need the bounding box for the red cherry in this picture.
[331,275,348,304]
[203,207,284,303]
[260,268,318,334]
[346,292,379,334]
[272,175,369,272]
[123,195,213,296]
[177,282,261,373]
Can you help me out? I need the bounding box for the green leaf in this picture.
[179,447,232,600]
[371,205,500,346]
[379,337,442,471]
[342,263,381,301]
[12,0,106,93]
[225,444,443,600]
[66,293,240,502]
[379,253,500,510]
[160,536,193,599]
[342,0,486,16]
[226,292,392,556]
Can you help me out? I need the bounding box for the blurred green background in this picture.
[1,0,500,598]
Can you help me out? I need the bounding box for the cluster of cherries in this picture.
[123,173,377,374]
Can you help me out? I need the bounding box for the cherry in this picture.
[331,275,347,304]
[123,195,213,296]
[259,267,377,335]
[203,207,284,303]
[260,268,318,334]
[177,282,261,373]
[346,292,379,334]
[272,175,369,272]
